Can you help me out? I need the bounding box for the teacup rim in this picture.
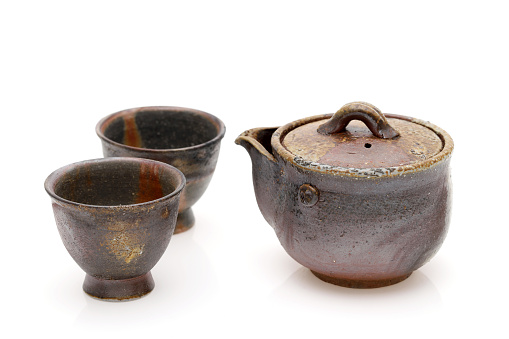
[44,157,186,209]
[96,106,226,153]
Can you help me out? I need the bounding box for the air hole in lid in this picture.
[364,143,372,148]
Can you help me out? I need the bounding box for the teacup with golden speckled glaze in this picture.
[44,157,185,300]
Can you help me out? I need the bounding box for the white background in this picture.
[2,1,508,338]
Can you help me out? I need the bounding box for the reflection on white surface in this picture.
[270,267,442,317]
[47,266,88,316]
[72,228,217,329]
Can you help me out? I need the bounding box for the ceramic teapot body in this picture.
[236,103,453,288]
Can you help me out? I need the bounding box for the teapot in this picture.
[235,102,453,288]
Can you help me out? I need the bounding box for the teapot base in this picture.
[311,270,412,289]
[174,208,195,234]
[83,272,155,301]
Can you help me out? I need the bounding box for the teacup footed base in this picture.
[311,271,412,289]
[174,208,195,234]
[83,272,155,301]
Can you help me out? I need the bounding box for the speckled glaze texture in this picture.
[96,106,225,233]
[236,106,453,288]
[44,157,185,300]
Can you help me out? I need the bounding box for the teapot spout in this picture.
[235,127,278,163]
[236,127,280,228]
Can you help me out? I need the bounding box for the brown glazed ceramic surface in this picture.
[96,106,225,233]
[44,157,185,300]
[236,102,453,288]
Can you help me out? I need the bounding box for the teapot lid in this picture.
[275,102,451,176]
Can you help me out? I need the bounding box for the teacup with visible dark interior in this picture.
[96,106,225,233]
[44,157,185,300]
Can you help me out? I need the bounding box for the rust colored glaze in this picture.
[236,101,454,288]
[123,113,143,148]
[96,106,225,233]
[44,157,185,300]
[136,162,164,204]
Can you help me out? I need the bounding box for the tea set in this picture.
[44,101,453,300]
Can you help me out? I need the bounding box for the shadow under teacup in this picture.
[44,157,185,301]
[96,106,225,234]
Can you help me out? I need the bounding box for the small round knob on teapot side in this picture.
[317,102,400,139]
[299,184,320,207]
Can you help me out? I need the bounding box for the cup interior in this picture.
[101,108,221,149]
[48,159,184,206]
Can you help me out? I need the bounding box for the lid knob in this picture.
[317,102,400,139]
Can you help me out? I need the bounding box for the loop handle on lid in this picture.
[317,102,400,139]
